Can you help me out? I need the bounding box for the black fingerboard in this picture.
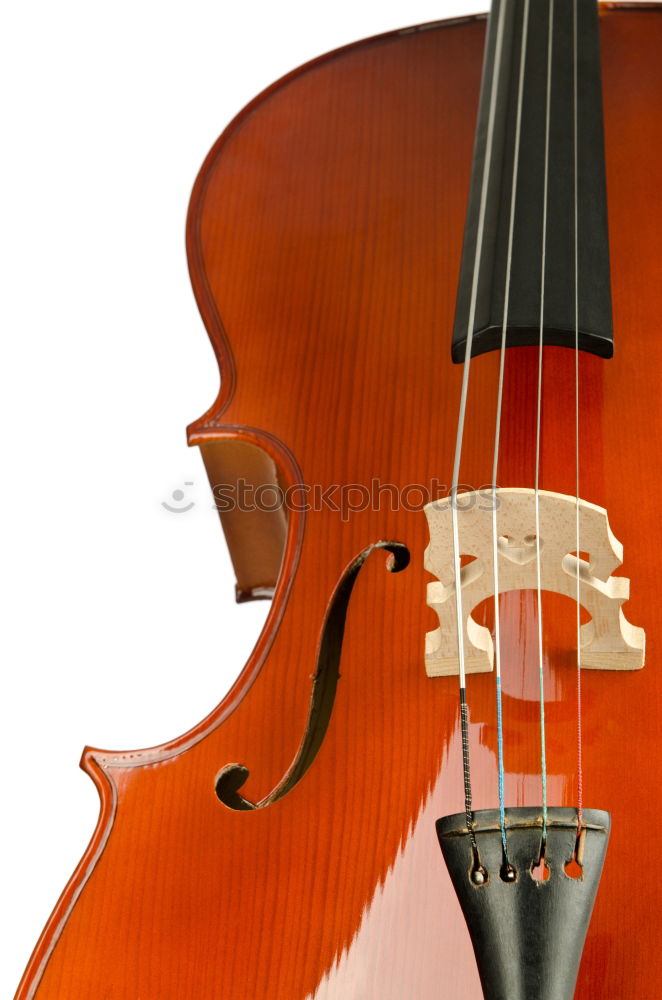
[452,0,613,362]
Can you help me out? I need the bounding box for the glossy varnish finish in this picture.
[15,7,662,998]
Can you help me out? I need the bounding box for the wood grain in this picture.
[15,7,662,998]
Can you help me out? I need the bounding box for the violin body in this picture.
[16,6,662,998]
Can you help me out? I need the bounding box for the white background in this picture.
[1,0,494,990]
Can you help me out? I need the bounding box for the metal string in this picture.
[491,0,530,866]
[450,0,509,856]
[573,0,585,831]
[534,0,555,852]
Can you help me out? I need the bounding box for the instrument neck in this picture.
[452,0,612,363]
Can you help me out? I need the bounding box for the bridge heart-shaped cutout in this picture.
[497,534,542,566]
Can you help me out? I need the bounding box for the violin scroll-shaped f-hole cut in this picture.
[215,540,410,811]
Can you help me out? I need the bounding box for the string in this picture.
[491,0,530,867]
[534,0,555,853]
[450,0,509,861]
[573,0,584,833]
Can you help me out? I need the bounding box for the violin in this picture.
[13,1,662,997]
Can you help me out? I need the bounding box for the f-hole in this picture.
[215,540,410,810]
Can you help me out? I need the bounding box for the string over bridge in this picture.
[424,488,645,676]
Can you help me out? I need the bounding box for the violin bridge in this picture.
[424,488,645,677]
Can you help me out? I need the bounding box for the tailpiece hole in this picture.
[564,857,583,879]
[530,857,551,883]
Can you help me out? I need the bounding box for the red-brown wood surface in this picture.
[15,6,662,998]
